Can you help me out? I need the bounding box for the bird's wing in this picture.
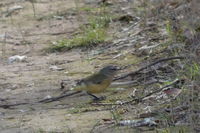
[85,73,107,85]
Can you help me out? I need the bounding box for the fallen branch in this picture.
[0,91,82,109]
[114,56,185,81]
[110,81,138,88]
[0,98,6,101]
[25,31,74,37]
[38,91,82,103]
[0,102,29,109]
[92,79,183,106]
[118,117,157,127]
[121,79,184,105]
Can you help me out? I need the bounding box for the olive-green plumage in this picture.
[73,66,118,97]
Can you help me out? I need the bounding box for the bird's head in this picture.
[99,65,119,77]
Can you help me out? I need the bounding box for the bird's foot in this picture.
[93,96,106,102]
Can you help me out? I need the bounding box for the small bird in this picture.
[72,65,119,100]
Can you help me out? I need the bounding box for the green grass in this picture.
[165,20,186,42]
[48,15,111,52]
[156,126,191,133]
[178,61,200,81]
[49,28,107,52]
[187,62,200,80]
[79,6,98,12]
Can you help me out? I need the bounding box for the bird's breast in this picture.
[86,78,112,93]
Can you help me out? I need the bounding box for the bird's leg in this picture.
[86,92,105,101]
[87,92,99,100]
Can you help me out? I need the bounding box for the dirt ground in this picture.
[1,0,194,132]
[0,0,142,132]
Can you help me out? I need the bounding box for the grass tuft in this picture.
[47,15,110,52]
[50,28,106,52]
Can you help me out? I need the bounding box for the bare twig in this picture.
[25,31,74,36]
[30,0,36,18]
[0,102,29,109]
[0,91,82,109]
[110,81,138,88]
[92,79,183,106]
[114,56,185,81]
[90,120,101,133]
[121,79,183,105]
[38,91,82,103]
[0,98,6,101]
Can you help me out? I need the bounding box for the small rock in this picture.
[0,33,13,39]
[19,110,26,113]
[6,89,11,92]
[116,100,123,104]
[5,5,23,17]
[27,83,34,87]
[49,65,64,71]
[8,55,27,64]
[44,95,52,99]
[53,16,64,20]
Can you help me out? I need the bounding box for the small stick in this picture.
[0,102,29,109]
[92,79,183,106]
[38,91,82,103]
[114,56,185,81]
[0,91,82,109]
